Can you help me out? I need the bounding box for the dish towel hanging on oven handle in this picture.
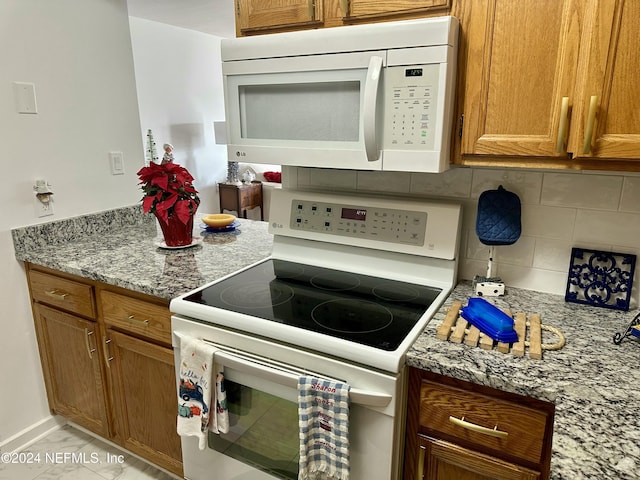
[298,376,350,480]
[176,334,229,450]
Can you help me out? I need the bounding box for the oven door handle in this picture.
[215,350,392,408]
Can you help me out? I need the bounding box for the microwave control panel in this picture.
[290,199,427,246]
[383,64,440,151]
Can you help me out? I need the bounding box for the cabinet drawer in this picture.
[418,379,550,465]
[100,290,171,344]
[29,270,95,319]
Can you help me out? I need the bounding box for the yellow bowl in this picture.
[202,214,236,228]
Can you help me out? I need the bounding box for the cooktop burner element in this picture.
[183,259,442,351]
[311,299,393,333]
[310,271,361,291]
[220,281,295,309]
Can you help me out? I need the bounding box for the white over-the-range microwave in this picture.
[221,16,459,173]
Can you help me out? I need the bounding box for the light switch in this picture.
[109,151,125,175]
[13,82,38,114]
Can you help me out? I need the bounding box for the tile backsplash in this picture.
[286,166,640,308]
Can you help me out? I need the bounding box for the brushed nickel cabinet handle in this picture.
[45,289,69,300]
[126,315,150,327]
[341,0,349,16]
[308,0,315,19]
[449,415,508,439]
[556,96,570,153]
[84,329,96,359]
[416,445,425,480]
[103,337,113,367]
[582,95,599,154]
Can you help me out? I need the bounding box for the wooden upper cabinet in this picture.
[458,0,640,168]
[570,0,640,160]
[460,0,583,158]
[234,0,452,35]
[235,0,323,35]
[344,0,450,21]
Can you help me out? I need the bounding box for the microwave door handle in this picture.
[363,56,383,162]
[215,350,391,408]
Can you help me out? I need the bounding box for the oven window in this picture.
[209,380,299,479]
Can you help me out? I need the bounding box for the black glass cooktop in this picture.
[183,259,441,351]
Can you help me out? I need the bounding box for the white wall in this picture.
[128,17,228,215]
[289,166,640,307]
[1,0,144,445]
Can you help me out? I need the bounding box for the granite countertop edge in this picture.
[12,205,274,300]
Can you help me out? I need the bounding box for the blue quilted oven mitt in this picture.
[476,185,521,246]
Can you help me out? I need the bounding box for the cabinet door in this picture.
[460,0,583,158]
[34,304,109,437]
[106,330,183,476]
[236,0,322,35]
[417,435,540,480]
[570,0,640,159]
[346,0,450,19]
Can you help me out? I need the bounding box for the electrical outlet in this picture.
[34,195,54,217]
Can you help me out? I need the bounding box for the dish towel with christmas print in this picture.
[298,376,350,480]
[176,334,229,450]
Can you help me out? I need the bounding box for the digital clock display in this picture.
[405,68,423,77]
[342,208,367,221]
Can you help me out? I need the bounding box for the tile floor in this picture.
[0,425,179,480]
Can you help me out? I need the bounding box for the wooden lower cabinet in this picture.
[33,304,109,437]
[416,435,540,480]
[26,264,182,477]
[106,330,182,475]
[405,368,554,480]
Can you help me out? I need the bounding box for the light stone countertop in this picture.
[11,205,273,300]
[407,282,640,480]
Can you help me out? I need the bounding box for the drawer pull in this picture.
[449,415,508,439]
[416,445,425,480]
[126,315,150,327]
[45,289,69,300]
[103,337,113,367]
[84,329,96,359]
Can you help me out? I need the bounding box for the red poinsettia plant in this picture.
[137,162,200,224]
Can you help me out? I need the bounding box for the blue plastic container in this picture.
[460,297,519,343]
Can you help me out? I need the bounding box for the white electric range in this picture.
[170,188,461,480]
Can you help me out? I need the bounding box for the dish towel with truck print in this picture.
[176,333,229,450]
[298,376,350,480]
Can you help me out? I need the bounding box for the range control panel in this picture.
[290,199,427,246]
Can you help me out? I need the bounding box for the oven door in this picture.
[175,340,398,480]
